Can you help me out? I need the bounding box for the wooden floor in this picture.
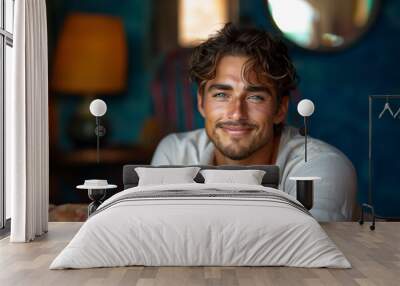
[0,222,399,286]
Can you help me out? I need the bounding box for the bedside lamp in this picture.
[76,99,117,217]
[297,99,315,162]
[89,99,107,163]
[289,99,320,211]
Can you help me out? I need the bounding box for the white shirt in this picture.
[151,126,357,221]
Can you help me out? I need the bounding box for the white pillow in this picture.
[200,169,266,185]
[135,167,201,186]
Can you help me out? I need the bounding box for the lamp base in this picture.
[296,180,314,210]
[289,177,321,210]
[87,189,107,216]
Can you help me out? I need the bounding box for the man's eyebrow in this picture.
[207,84,233,92]
[245,85,271,93]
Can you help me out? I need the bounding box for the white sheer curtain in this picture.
[6,0,49,242]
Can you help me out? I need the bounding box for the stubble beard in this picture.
[208,124,272,161]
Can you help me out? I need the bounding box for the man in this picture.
[151,23,357,221]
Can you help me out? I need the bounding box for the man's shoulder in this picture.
[159,128,209,146]
[281,126,354,168]
[151,128,213,165]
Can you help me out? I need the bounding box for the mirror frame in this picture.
[265,0,381,52]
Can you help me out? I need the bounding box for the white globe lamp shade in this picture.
[89,99,107,117]
[297,99,315,117]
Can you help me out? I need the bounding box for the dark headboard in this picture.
[123,165,280,189]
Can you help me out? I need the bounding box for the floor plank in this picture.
[0,222,399,286]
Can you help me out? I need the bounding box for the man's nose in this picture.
[227,98,247,120]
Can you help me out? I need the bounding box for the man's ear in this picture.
[197,91,205,118]
[273,96,289,124]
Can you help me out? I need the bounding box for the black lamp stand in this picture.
[304,116,308,162]
[88,117,107,216]
[94,116,106,163]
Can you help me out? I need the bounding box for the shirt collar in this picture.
[200,142,215,165]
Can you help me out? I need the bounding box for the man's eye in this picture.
[212,93,227,99]
[248,95,265,102]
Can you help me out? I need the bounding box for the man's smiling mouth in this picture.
[217,122,256,137]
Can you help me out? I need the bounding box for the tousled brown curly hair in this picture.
[189,23,298,104]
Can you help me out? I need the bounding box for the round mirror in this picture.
[267,0,379,51]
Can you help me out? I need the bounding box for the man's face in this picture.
[197,55,288,161]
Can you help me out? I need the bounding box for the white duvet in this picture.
[50,183,351,269]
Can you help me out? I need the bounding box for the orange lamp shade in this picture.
[51,13,128,94]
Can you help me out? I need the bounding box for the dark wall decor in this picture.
[47,0,400,217]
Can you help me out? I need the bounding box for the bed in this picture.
[50,165,350,269]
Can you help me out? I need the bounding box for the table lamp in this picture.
[289,99,320,210]
[75,99,116,216]
[89,99,107,163]
[51,12,128,147]
[297,99,315,162]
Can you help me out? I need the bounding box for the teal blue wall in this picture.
[49,0,155,148]
[50,0,400,216]
[240,0,400,217]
